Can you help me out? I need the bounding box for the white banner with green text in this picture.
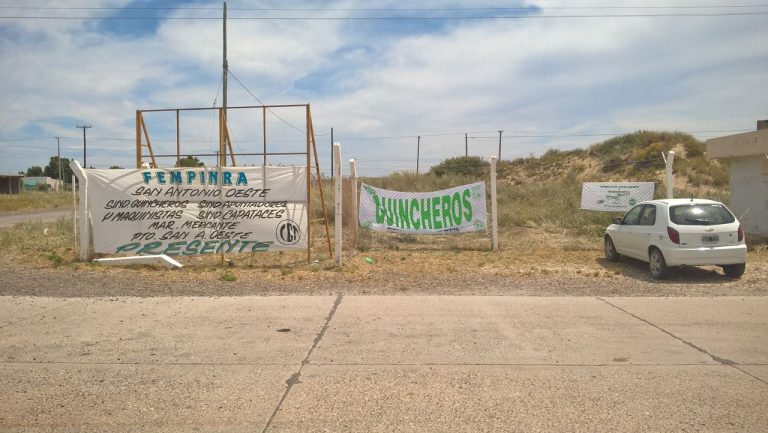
[358,182,487,234]
[580,182,655,211]
[86,166,307,255]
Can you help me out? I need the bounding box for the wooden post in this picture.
[175,109,180,167]
[349,158,358,251]
[333,143,342,266]
[490,155,499,251]
[136,111,142,168]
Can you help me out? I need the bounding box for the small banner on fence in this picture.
[358,182,487,234]
[86,166,307,255]
[581,182,655,211]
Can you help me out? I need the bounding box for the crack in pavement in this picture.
[261,293,344,433]
[596,297,768,386]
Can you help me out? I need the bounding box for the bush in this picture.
[429,156,489,177]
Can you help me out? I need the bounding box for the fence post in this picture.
[333,143,342,266]
[664,150,675,199]
[349,158,358,251]
[490,155,499,251]
[69,160,91,261]
[72,175,77,253]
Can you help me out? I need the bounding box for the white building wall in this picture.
[730,156,768,235]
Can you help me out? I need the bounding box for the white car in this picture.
[604,199,747,279]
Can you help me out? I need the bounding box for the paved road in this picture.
[0,209,70,228]
[1,296,766,432]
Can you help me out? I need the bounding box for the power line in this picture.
[2,12,767,20]
[2,4,767,11]
[227,69,306,134]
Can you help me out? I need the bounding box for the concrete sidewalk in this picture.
[1,296,766,432]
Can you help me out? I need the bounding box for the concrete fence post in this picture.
[69,160,91,261]
[349,158,358,251]
[490,155,499,251]
[333,143,342,266]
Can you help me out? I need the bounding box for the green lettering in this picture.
[115,242,140,254]
[432,196,442,229]
[373,193,385,224]
[163,241,186,256]
[200,240,219,254]
[170,171,183,184]
[421,198,432,229]
[136,241,163,255]
[251,241,272,252]
[236,172,248,186]
[451,192,462,225]
[208,171,218,185]
[441,194,452,228]
[187,171,196,184]
[410,199,420,229]
[462,189,473,221]
[398,199,410,228]
[385,198,394,225]
[183,240,202,255]
[223,172,232,186]
[216,240,240,253]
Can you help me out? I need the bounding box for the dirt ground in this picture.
[2,228,766,298]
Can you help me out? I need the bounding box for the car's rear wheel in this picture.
[722,263,746,279]
[649,248,669,279]
[604,236,620,262]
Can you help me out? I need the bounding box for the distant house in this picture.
[706,120,768,235]
[22,176,63,192]
[0,174,23,194]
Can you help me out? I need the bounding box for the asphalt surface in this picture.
[1,295,766,432]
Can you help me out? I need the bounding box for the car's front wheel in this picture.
[649,248,669,279]
[722,263,746,279]
[604,236,620,262]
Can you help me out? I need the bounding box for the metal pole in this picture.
[416,136,420,174]
[176,110,180,167]
[465,132,468,157]
[221,1,228,167]
[330,127,334,176]
[498,130,503,161]
[56,137,62,188]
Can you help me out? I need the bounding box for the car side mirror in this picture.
[613,217,623,225]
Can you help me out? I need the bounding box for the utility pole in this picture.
[498,130,503,160]
[465,132,468,157]
[221,1,228,167]
[76,124,91,167]
[330,127,334,176]
[416,135,420,174]
[56,137,62,187]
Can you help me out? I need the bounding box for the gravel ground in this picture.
[2,250,766,298]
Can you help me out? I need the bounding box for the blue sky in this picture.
[0,0,766,176]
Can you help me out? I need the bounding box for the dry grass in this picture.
[0,191,73,213]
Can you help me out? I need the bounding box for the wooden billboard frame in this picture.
[135,104,332,263]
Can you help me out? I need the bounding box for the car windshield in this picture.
[669,204,735,226]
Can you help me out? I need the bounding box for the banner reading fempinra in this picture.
[86,166,307,255]
[358,182,487,234]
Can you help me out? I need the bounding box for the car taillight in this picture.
[738,225,744,242]
[667,227,680,244]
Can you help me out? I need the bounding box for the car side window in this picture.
[622,205,644,225]
[639,205,656,226]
